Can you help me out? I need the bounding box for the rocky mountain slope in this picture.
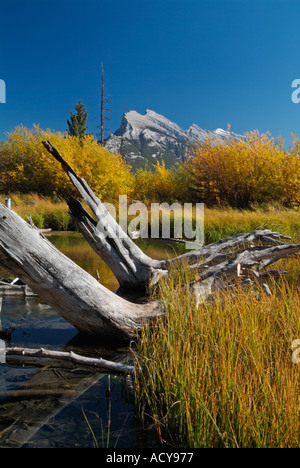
[105,109,244,168]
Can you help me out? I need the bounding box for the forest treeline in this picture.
[0,125,300,209]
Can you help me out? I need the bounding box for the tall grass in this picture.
[1,192,299,447]
[1,193,299,239]
[134,262,300,448]
[0,193,73,230]
[204,206,300,244]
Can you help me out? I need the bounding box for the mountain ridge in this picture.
[105,109,245,168]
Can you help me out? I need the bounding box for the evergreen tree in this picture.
[67,100,88,140]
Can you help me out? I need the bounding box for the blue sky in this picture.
[1,0,300,143]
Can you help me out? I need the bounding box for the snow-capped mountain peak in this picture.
[105,109,244,168]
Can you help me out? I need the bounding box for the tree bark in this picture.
[0,354,111,447]
[0,204,160,339]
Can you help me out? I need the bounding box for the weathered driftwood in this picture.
[0,204,160,339]
[0,280,36,297]
[0,334,132,447]
[42,140,165,288]
[42,140,299,290]
[4,347,134,374]
[0,204,299,337]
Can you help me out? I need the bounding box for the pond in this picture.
[0,233,183,448]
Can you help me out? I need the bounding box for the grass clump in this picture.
[0,193,74,231]
[133,263,300,448]
[204,206,300,244]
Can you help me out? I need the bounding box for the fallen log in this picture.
[0,204,160,339]
[0,142,298,338]
[0,203,299,337]
[4,347,134,374]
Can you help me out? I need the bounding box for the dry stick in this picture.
[4,347,134,374]
[191,243,300,306]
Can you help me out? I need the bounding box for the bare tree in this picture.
[120,101,126,157]
[98,62,111,145]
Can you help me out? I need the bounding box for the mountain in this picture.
[104,109,245,169]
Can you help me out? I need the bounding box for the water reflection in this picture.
[48,233,182,291]
[0,233,180,448]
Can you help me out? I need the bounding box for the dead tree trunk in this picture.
[42,140,297,289]
[42,140,165,288]
[0,203,299,338]
[0,204,160,339]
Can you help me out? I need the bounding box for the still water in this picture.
[0,233,182,448]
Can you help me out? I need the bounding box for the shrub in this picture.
[134,160,192,203]
[186,131,300,208]
[0,125,134,202]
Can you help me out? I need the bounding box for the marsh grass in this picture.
[1,193,299,239]
[0,193,74,230]
[133,261,300,448]
[204,206,300,244]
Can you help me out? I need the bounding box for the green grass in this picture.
[204,206,300,244]
[0,193,74,231]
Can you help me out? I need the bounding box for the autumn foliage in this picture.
[134,160,191,203]
[186,131,300,208]
[0,126,134,202]
[0,126,299,209]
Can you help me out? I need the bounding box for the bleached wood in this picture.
[191,243,300,306]
[4,347,134,374]
[0,141,298,338]
[0,204,160,339]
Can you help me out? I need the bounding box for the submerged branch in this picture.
[4,347,134,374]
